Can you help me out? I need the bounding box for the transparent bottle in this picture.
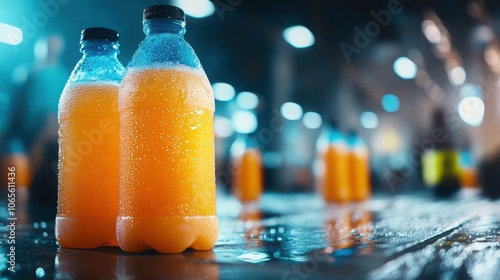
[459,147,478,189]
[316,123,350,203]
[347,131,371,201]
[422,108,460,197]
[56,27,124,248]
[117,5,218,253]
[230,135,263,204]
[2,137,31,202]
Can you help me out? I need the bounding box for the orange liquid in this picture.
[232,149,263,203]
[2,153,31,197]
[348,148,371,201]
[460,168,478,189]
[2,153,31,219]
[56,83,119,248]
[321,144,350,203]
[117,67,218,253]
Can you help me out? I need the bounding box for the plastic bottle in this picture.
[56,27,124,248]
[117,5,218,253]
[459,148,478,189]
[1,137,31,203]
[421,108,460,197]
[316,124,350,203]
[231,136,263,204]
[347,132,371,201]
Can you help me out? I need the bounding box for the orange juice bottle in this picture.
[1,138,31,202]
[117,5,218,253]
[347,132,371,201]
[231,136,263,203]
[316,125,350,203]
[56,28,125,248]
[460,168,478,189]
[459,149,478,189]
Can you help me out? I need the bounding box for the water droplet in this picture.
[237,252,270,263]
[36,267,45,278]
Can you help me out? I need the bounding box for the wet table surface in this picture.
[1,191,500,279]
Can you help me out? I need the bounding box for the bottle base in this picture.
[116,215,219,253]
[55,216,119,248]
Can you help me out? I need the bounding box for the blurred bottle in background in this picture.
[316,122,350,203]
[231,135,263,204]
[422,108,461,197]
[475,77,500,198]
[1,137,31,203]
[459,148,478,189]
[7,34,69,208]
[347,131,371,201]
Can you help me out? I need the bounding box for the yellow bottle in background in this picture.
[421,109,461,196]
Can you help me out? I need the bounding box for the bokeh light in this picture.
[173,0,215,18]
[236,91,259,110]
[458,96,484,126]
[393,57,417,80]
[283,25,315,48]
[449,66,466,86]
[213,83,235,101]
[360,111,379,129]
[280,102,303,120]
[214,116,234,138]
[232,111,258,134]
[381,94,400,113]
[302,112,322,129]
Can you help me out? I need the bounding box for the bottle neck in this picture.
[143,18,186,36]
[80,39,120,56]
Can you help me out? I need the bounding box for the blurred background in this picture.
[1,0,500,208]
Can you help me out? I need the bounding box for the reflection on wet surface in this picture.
[1,193,499,279]
[369,215,500,280]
